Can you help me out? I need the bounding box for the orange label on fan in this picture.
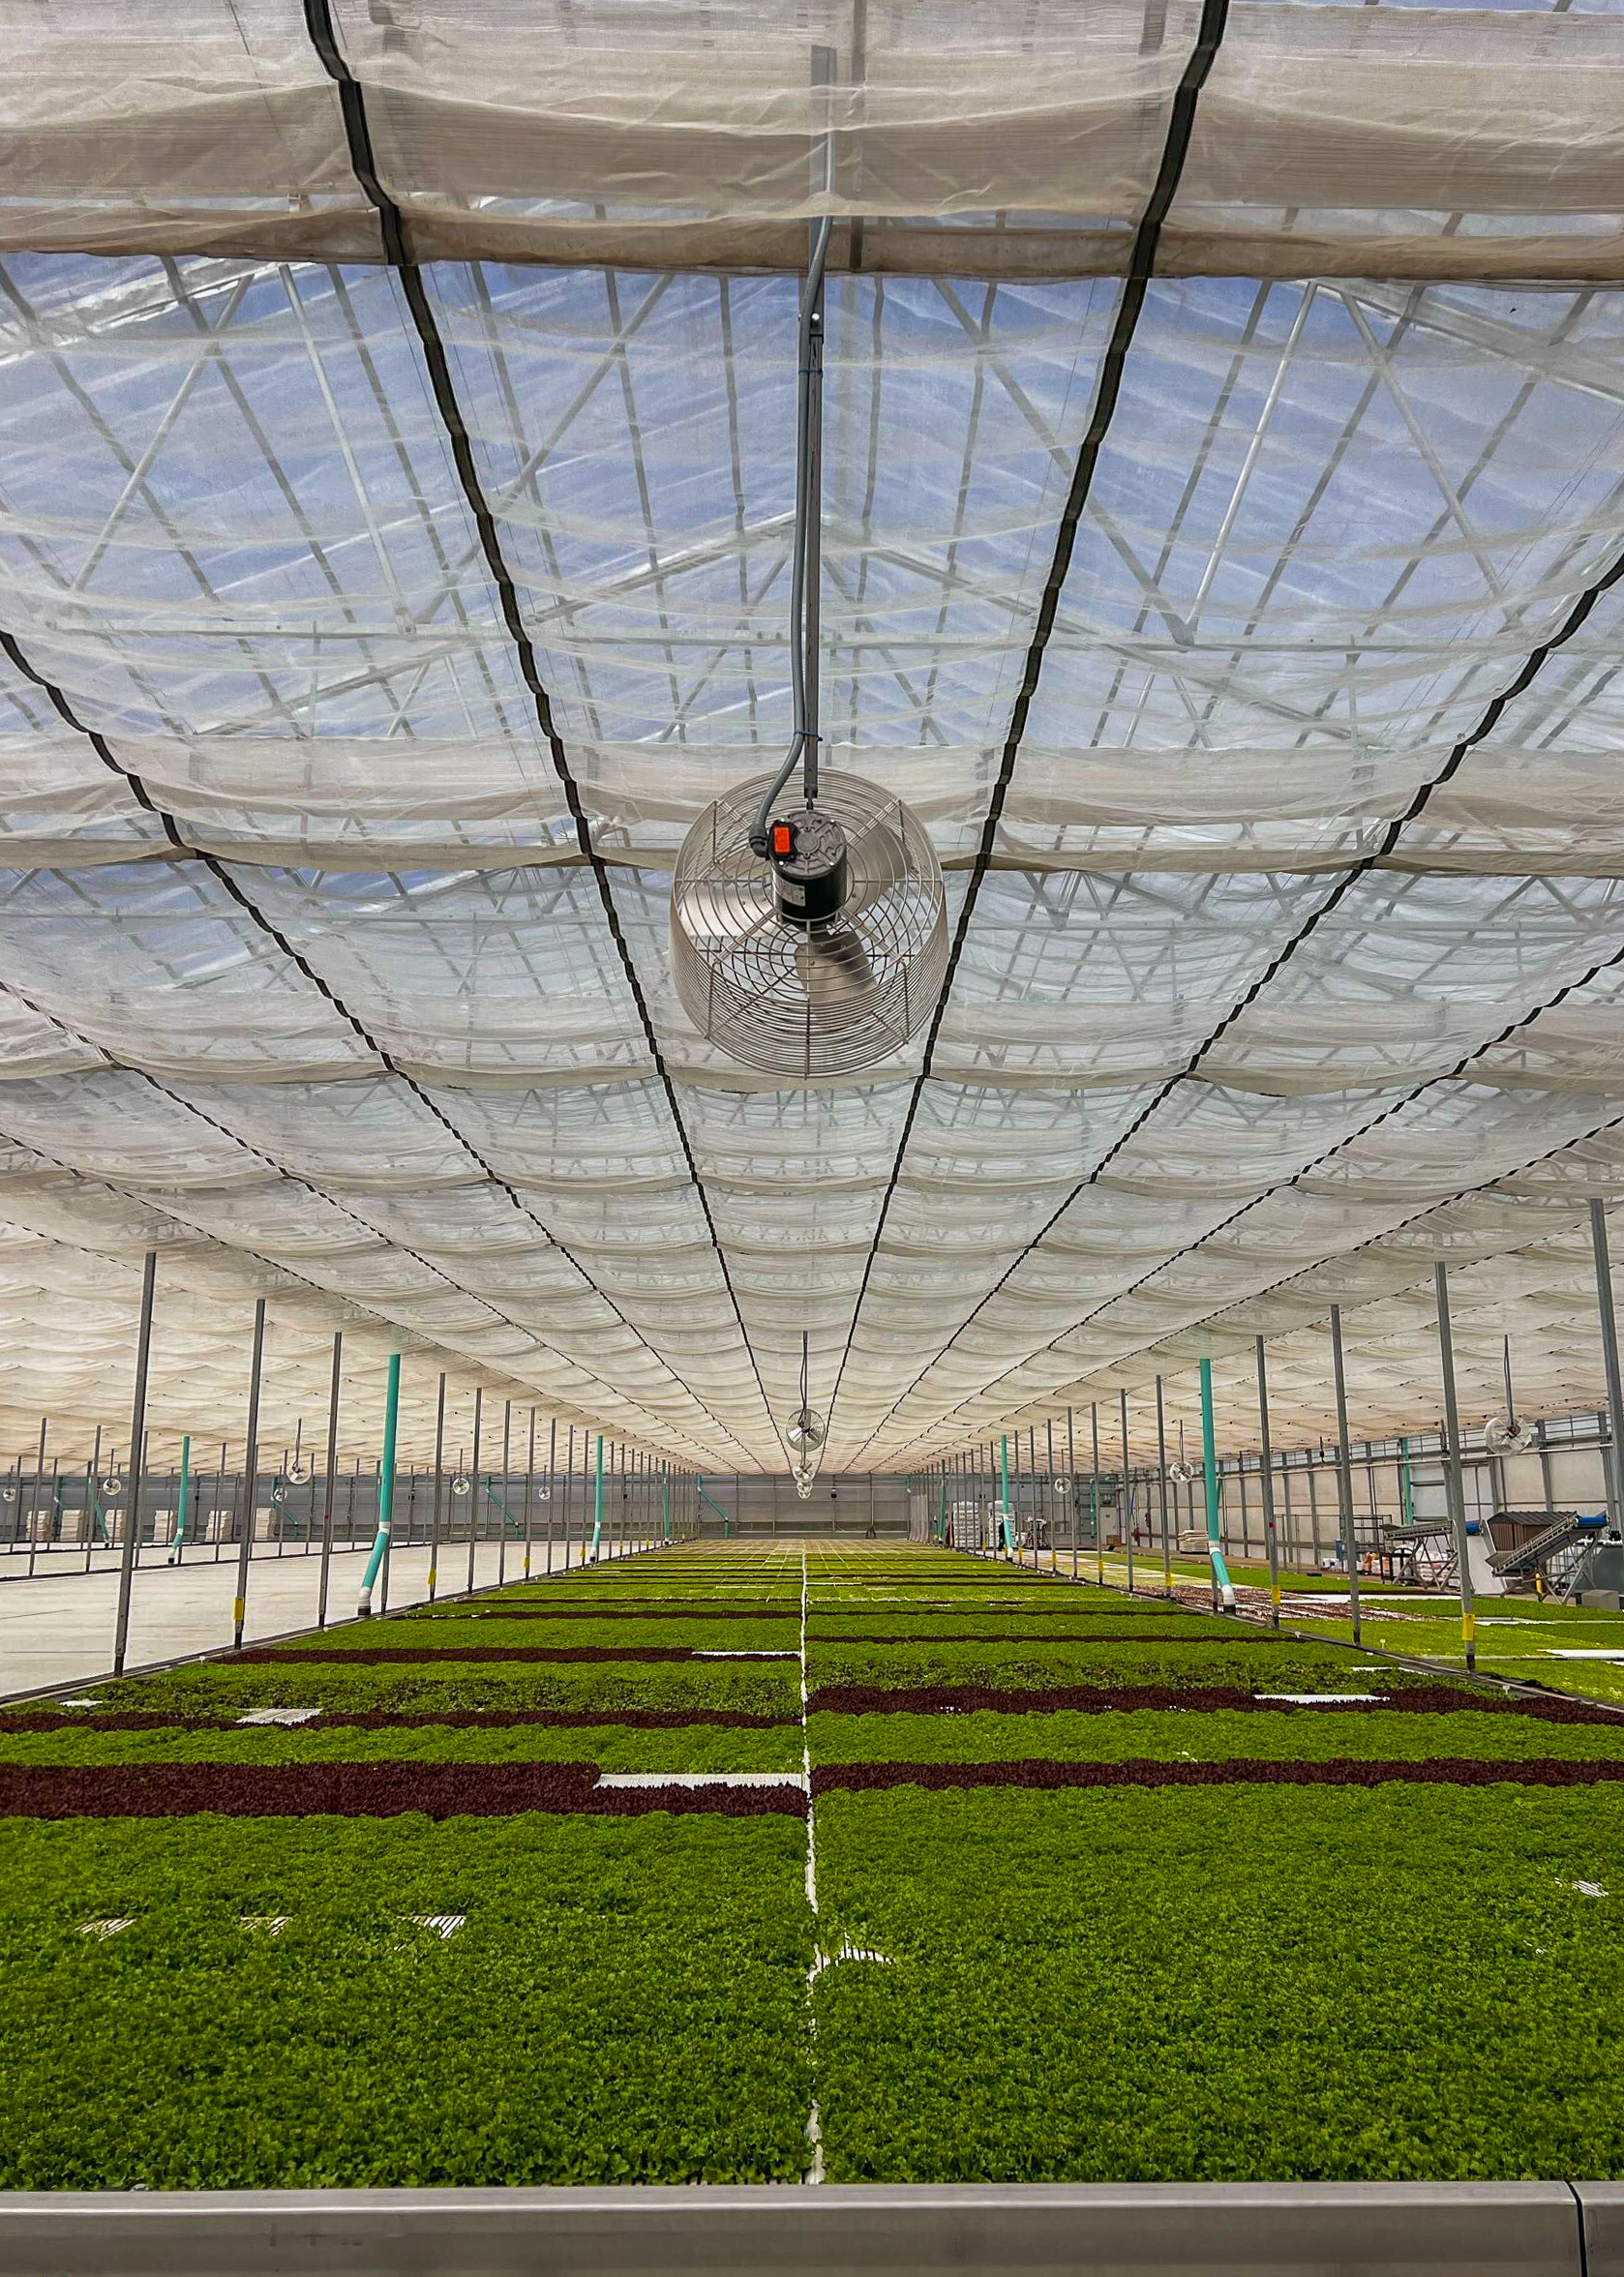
[770,821,794,857]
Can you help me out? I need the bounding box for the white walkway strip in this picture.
[594,1771,809,1791]
[800,1544,824,2186]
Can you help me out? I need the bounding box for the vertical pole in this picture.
[524,1407,536,1578]
[27,1415,46,1577]
[231,1296,267,1651]
[1590,1199,1624,1525]
[466,1387,484,1593]
[1199,1357,1236,1611]
[316,1332,343,1628]
[591,1433,605,1560]
[1092,1403,1103,1584]
[111,1251,158,1674]
[497,1399,512,1587]
[358,1353,400,1616]
[1255,1337,1280,1628]
[1435,1262,1477,1673]
[83,1425,100,1572]
[426,1371,444,1603]
[1155,1377,1170,1593]
[168,1433,192,1563]
[542,1418,556,1574]
[1120,1388,1133,1595]
[563,1423,576,1571]
[998,1433,1010,1555]
[1329,1305,1362,1645]
[1308,1455,1323,1567]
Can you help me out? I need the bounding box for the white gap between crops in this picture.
[77,1917,133,1938]
[594,1771,809,1790]
[235,1707,320,1725]
[800,1545,823,2185]
[1255,1693,1387,1705]
[695,1650,797,1659]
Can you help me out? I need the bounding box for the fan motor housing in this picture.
[768,806,849,927]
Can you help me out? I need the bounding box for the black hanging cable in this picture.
[821,0,1233,1453]
[301,0,788,1464]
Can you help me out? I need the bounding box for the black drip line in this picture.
[822,0,1233,1454]
[0,628,749,1470]
[301,0,787,1467]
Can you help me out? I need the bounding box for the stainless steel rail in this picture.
[0,2180,1603,2277]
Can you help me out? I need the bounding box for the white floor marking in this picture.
[800,1545,824,2185]
[58,1697,105,1709]
[694,1649,797,1659]
[1255,1693,1387,1705]
[235,1707,321,1725]
[594,1770,809,1791]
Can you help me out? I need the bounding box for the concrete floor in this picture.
[0,1535,654,1702]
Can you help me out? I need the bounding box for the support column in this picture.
[357,1352,400,1618]
[998,1432,1010,1556]
[1590,1198,1624,1526]
[167,1433,192,1566]
[1156,1375,1171,1594]
[465,1387,484,1593]
[591,1433,605,1561]
[1435,1261,1477,1673]
[1329,1304,1362,1646]
[523,1407,536,1579]
[1092,1403,1103,1584]
[1255,1336,1280,1628]
[1120,1388,1134,1595]
[315,1333,345,1625]
[231,1297,267,1650]
[1199,1357,1236,1611]
[111,1250,158,1674]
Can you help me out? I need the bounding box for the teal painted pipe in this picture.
[590,1433,604,1560]
[357,1354,400,1615]
[167,1434,192,1561]
[1200,1357,1236,1608]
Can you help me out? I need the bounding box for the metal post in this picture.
[1092,1403,1103,1584]
[543,1418,556,1574]
[1155,1376,1170,1593]
[425,1371,444,1603]
[466,1386,484,1593]
[167,1433,192,1565]
[1590,1198,1624,1525]
[316,1332,343,1627]
[358,1353,400,1617]
[231,1296,267,1651]
[1198,1357,1236,1611]
[591,1433,605,1561]
[1435,1262,1477,1672]
[1329,1305,1362,1645]
[1120,1388,1133,1595]
[111,1251,158,1674]
[1067,1407,1077,1578]
[563,1424,576,1572]
[26,1414,46,1577]
[496,1399,512,1586]
[1255,1337,1280,1628]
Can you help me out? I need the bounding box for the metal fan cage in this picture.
[786,1407,827,1453]
[671,770,948,1077]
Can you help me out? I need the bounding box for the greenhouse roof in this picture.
[6,0,1624,1470]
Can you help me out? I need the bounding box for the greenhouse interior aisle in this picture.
[0,1537,626,1699]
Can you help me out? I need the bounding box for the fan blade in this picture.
[842,814,906,914]
[796,923,874,1007]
